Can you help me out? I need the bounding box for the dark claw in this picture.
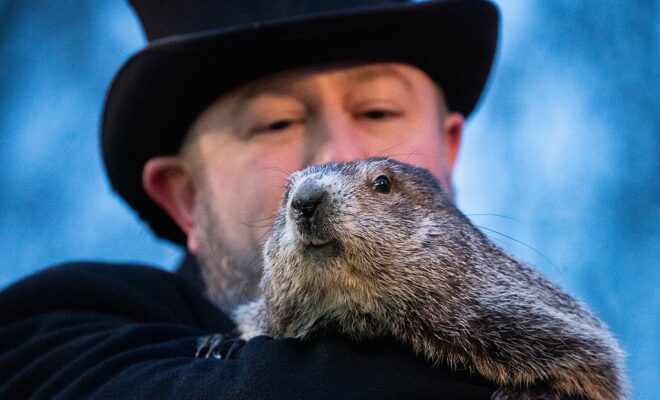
[195,333,245,360]
[195,333,225,359]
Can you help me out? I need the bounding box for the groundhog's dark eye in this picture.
[373,175,391,194]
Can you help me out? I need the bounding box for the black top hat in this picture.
[102,0,499,245]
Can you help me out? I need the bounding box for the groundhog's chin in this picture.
[294,238,342,262]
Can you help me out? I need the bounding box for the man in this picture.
[144,62,466,312]
[0,0,505,398]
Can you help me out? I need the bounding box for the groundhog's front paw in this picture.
[491,388,560,400]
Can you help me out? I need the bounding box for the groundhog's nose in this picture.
[291,179,327,219]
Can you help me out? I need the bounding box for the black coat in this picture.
[0,257,501,399]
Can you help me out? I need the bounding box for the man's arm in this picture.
[0,262,496,399]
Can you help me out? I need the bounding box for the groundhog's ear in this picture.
[142,156,197,249]
[443,112,464,173]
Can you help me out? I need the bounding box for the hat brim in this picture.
[102,0,499,245]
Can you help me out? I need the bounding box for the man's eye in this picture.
[253,118,303,134]
[267,120,293,131]
[360,109,402,120]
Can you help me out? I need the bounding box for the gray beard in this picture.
[193,191,263,313]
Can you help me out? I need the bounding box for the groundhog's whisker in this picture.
[464,213,522,223]
[256,166,296,177]
[377,142,455,166]
[240,214,277,229]
[379,146,450,165]
[472,224,557,269]
[374,141,410,158]
[382,150,422,164]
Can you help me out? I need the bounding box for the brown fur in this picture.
[234,158,625,400]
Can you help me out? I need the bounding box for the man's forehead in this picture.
[232,62,420,101]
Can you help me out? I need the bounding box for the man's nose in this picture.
[309,117,366,164]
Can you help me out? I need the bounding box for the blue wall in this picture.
[1,1,657,397]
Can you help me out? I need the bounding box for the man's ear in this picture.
[443,111,464,173]
[142,157,199,250]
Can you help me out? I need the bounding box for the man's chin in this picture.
[193,194,263,312]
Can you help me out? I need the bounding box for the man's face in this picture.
[170,62,463,307]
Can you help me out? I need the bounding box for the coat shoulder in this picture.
[0,260,233,330]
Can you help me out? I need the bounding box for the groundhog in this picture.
[232,157,625,400]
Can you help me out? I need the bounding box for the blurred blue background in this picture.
[0,0,657,397]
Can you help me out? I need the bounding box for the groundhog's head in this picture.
[260,158,471,338]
